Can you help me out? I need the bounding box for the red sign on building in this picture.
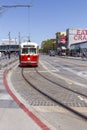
[60,36,66,44]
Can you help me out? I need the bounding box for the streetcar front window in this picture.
[29,48,36,54]
[22,48,28,54]
[21,48,36,54]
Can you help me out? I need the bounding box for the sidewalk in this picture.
[0,58,50,130]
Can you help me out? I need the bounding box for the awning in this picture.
[61,46,66,50]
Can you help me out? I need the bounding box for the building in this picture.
[0,38,19,52]
[56,32,67,54]
[66,28,87,56]
[66,28,87,48]
[56,32,67,46]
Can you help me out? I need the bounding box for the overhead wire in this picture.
[0,1,34,42]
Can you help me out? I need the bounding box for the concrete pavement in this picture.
[0,57,50,130]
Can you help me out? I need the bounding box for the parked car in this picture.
[49,50,55,56]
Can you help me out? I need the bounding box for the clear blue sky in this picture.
[0,0,87,47]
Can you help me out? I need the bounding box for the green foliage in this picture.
[41,39,57,53]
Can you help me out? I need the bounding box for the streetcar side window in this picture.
[22,48,28,54]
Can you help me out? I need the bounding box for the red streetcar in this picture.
[19,41,39,67]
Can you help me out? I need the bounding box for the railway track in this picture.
[22,67,87,120]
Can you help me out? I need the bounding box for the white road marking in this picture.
[0,93,13,100]
[78,71,87,78]
[40,61,87,88]
[78,96,87,103]
[78,96,84,101]
[40,61,59,72]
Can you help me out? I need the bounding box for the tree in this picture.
[41,39,57,53]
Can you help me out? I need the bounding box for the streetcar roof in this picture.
[20,41,39,48]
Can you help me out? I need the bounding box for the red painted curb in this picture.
[3,70,50,130]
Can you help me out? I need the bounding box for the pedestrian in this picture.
[8,52,10,59]
[81,52,86,60]
[0,52,1,58]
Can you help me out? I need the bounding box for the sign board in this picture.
[67,28,87,46]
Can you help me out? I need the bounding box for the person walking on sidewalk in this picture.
[81,51,86,60]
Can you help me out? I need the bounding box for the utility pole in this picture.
[8,32,11,49]
[18,32,20,44]
[18,32,21,44]
[8,32,11,59]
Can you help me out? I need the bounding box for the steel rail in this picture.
[22,67,87,120]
